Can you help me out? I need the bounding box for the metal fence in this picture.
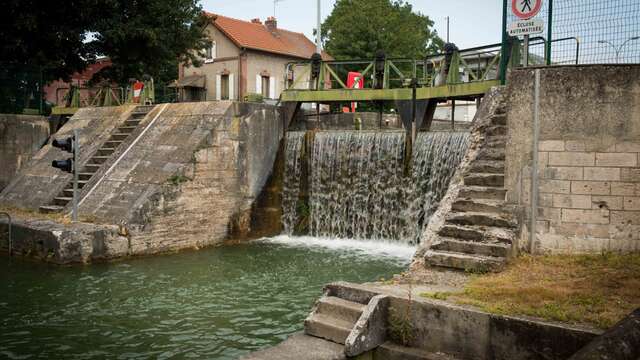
[504,0,640,65]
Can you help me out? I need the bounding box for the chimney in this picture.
[251,18,262,24]
[265,16,277,32]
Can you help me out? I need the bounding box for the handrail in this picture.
[0,212,11,256]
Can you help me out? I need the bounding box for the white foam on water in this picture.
[260,235,416,261]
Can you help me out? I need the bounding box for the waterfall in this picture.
[281,131,469,244]
[282,131,306,234]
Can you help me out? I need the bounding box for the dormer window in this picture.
[205,41,216,63]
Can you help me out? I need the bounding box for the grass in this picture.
[421,253,640,329]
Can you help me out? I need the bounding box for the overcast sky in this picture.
[201,0,503,49]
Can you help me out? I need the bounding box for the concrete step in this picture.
[476,147,505,161]
[490,114,507,126]
[110,133,129,141]
[134,105,155,112]
[96,148,115,156]
[468,160,504,174]
[53,197,72,206]
[125,119,142,126]
[458,186,506,201]
[304,313,353,345]
[432,237,511,258]
[438,224,515,244]
[445,212,516,229]
[484,125,507,136]
[451,198,505,213]
[117,126,137,133]
[39,205,64,214]
[78,172,95,181]
[484,135,507,149]
[316,296,365,324]
[84,163,101,172]
[464,173,504,187]
[91,156,110,164]
[104,140,123,148]
[376,342,461,360]
[425,250,506,272]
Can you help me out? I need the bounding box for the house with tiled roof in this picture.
[176,12,331,102]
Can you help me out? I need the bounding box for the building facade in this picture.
[176,13,331,102]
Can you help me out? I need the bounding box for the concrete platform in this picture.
[240,332,346,360]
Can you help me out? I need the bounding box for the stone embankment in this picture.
[0,102,286,263]
[0,114,49,191]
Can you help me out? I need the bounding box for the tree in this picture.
[89,0,210,84]
[321,0,443,60]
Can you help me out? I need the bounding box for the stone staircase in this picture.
[304,295,365,345]
[39,105,155,214]
[424,101,517,273]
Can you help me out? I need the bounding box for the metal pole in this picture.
[451,100,456,130]
[530,69,541,254]
[72,129,79,223]
[446,16,450,43]
[546,0,553,65]
[316,0,322,53]
[411,79,417,145]
[523,35,529,67]
[499,0,509,85]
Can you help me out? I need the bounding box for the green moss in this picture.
[168,175,192,185]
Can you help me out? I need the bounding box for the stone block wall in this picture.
[505,65,640,254]
[523,140,640,253]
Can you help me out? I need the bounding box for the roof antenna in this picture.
[273,0,285,17]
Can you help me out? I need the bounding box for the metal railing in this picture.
[284,43,506,92]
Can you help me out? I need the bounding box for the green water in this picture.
[0,237,410,359]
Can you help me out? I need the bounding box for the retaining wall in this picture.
[504,65,640,254]
[0,114,50,191]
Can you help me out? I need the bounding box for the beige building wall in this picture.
[246,50,298,99]
[182,24,240,101]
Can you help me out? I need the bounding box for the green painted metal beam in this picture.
[280,80,500,102]
[51,106,79,115]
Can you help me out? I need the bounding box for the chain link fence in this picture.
[505,0,640,65]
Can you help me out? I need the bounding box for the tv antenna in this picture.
[274,0,285,17]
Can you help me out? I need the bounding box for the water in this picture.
[282,131,469,244]
[0,238,408,359]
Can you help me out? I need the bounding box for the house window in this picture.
[220,74,229,100]
[205,41,216,63]
[261,76,270,98]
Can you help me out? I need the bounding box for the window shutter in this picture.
[212,41,217,59]
[256,75,262,94]
[229,73,235,100]
[269,76,276,99]
[216,74,222,101]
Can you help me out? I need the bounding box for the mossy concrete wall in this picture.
[504,65,640,254]
[0,114,50,191]
[0,102,284,262]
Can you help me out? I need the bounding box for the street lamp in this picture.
[598,36,640,63]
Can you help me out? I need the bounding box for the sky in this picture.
[201,0,503,49]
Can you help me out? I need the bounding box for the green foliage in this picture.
[321,0,443,60]
[89,0,210,84]
[168,174,192,185]
[420,291,451,301]
[388,305,415,346]
[244,93,265,103]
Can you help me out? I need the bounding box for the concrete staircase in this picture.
[425,104,517,272]
[304,295,365,345]
[39,105,155,214]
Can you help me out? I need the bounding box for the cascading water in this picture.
[282,130,469,244]
[282,131,306,234]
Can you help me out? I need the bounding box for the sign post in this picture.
[509,0,544,67]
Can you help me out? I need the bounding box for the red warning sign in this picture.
[512,0,542,20]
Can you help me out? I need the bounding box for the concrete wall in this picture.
[0,115,49,191]
[0,106,135,209]
[0,102,284,262]
[504,65,640,254]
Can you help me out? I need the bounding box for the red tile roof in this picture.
[205,12,332,60]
